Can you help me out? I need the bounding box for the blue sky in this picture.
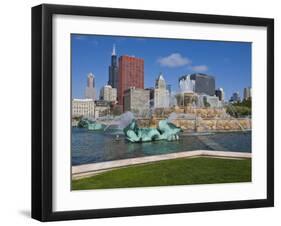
[71,34,251,100]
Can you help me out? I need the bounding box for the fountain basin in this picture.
[78,118,106,131]
[88,122,106,131]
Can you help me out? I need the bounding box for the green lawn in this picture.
[72,157,251,190]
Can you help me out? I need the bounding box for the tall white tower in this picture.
[154,73,170,108]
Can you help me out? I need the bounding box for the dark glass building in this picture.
[189,73,215,96]
[108,45,118,89]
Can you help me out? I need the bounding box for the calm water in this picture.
[72,128,251,166]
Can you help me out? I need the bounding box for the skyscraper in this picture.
[179,73,215,96]
[118,55,144,106]
[108,44,118,89]
[154,73,170,108]
[85,72,96,100]
[243,87,251,100]
[190,73,215,96]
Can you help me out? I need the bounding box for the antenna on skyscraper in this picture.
[112,44,116,56]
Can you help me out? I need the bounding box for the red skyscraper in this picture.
[118,55,144,106]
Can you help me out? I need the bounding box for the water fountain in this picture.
[103,111,135,134]
[100,109,182,143]
[77,78,251,140]
[225,103,249,132]
[123,118,182,142]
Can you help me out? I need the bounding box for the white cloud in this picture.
[190,65,208,72]
[158,53,191,68]
[158,53,208,72]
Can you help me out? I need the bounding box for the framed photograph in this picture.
[32,4,274,221]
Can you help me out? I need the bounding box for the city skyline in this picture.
[71,34,251,100]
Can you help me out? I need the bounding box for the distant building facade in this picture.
[118,55,144,106]
[72,99,95,117]
[108,45,118,89]
[154,73,170,108]
[190,73,215,96]
[94,100,111,118]
[243,87,252,100]
[124,87,149,115]
[85,73,96,100]
[145,87,155,108]
[100,85,117,102]
[179,73,215,96]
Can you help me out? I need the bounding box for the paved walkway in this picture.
[72,150,251,180]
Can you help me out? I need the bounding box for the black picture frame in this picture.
[32,4,274,222]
